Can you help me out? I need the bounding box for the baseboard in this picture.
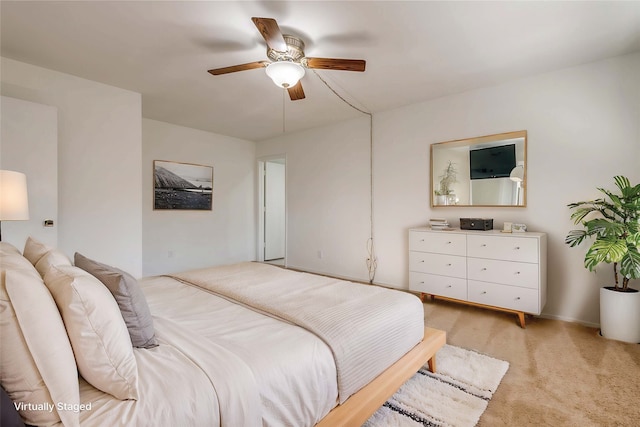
[284,264,370,285]
[538,313,600,329]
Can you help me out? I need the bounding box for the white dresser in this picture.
[409,227,547,327]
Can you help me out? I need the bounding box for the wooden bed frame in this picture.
[316,326,446,427]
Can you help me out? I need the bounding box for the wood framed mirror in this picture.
[430,130,527,207]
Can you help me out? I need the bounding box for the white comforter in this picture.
[78,263,424,427]
[79,275,338,426]
[172,262,425,404]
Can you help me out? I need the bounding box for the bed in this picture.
[0,238,446,427]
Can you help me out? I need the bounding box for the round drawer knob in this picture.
[481,291,487,295]
[481,268,487,271]
[515,297,521,300]
[480,244,487,247]
[446,241,452,244]
[515,271,521,275]
[446,263,452,267]
[446,285,452,288]
[515,246,520,250]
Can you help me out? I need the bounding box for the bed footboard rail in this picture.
[315,327,446,427]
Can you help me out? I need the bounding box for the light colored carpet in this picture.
[422,299,640,426]
[364,344,509,427]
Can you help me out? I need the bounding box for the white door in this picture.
[264,161,285,260]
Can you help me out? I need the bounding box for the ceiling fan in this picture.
[208,17,366,101]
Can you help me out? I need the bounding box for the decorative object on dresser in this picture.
[409,227,547,328]
[512,223,527,232]
[565,175,640,344]
[460,218,493,231]
[429,218,451,230]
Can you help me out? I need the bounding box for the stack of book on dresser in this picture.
[429,218,451,230]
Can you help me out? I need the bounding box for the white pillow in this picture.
[22,236,72,277]
[4,268,80,427]
[44,265,139,400]
[0,241,20,255]
[0,253,79,427]
[34,248,71,276]
[22,236,50,265]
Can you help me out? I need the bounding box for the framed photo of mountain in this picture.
[153,160,213,210]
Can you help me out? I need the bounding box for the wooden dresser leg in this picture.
[427,356,436,373]
[517,312,526,328]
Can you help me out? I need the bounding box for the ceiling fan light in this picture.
[265,61,305,88]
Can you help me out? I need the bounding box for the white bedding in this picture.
[172,262,425,403]
[79,275,338,427]
[77,263,425,426]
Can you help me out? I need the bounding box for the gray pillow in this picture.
[74,253,158,349]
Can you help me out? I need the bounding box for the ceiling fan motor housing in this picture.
[267,35,306,63]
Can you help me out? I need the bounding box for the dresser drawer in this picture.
[468,280,539,314]
[410,272,467,300]
[467,235,538,263]
[409,231,466,256]
[467,258,539,289]
[409,251,466,278]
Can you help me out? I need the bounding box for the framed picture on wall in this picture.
[153,160,213,210]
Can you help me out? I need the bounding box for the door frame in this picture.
[257,154,287,265]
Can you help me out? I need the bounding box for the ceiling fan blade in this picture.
[287,82,305,101]
[251,17,288,52]
[305,57,366,72]
[208,61,267,75]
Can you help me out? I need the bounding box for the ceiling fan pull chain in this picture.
[282,88,286,134]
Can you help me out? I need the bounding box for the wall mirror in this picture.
[431,130,527,207]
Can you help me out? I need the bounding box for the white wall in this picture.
[1,58,143,276]
[142,119,256,276]
[257,117,372,280]
[258,53,640,326]
[0,96,58,249]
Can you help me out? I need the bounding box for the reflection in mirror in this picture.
[431,130,527,207]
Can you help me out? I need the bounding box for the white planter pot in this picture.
[435,195,448,206]
[600,286,640,344]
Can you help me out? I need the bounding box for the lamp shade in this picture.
[265,61,305,88]
[509,165,524,182]
[0,170,29,220]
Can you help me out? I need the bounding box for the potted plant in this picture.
[565,176,640,343]
[434,161,457,205]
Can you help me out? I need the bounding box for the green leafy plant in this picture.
[565,176,640,291]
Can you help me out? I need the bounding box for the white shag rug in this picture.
[364,344,509,427]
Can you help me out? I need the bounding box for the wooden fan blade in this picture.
[251,17,288,52]
[208,61,267,75]
[305,57,366,72]
[287,82,305,101]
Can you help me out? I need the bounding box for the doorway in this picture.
[258,156,286,265]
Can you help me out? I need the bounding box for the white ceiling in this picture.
[2,1,639,142]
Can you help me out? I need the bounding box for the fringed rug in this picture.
[364,344,509,427]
